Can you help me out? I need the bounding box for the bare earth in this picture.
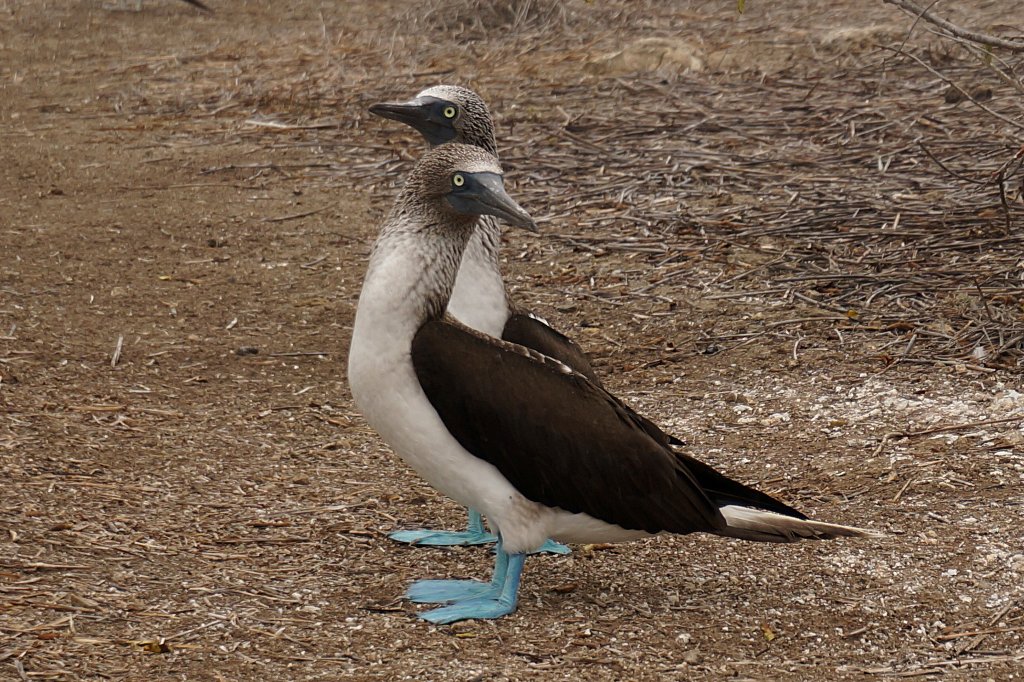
[2,1,1023,680]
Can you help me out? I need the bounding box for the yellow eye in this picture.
[452,173,465,188]
[443,106,457,119]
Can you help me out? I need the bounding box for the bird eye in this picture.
[443,105,457,119]
[452,173,465,188]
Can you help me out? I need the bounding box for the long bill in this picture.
[449,172,537,232]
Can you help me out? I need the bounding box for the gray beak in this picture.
[448,172,537,232]
[369,99,431,127]
[368,97,455,146]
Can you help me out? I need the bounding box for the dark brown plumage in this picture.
[500,313,599,384]
[412,319,818,541]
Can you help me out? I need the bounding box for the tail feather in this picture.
[718,505,881,543]
[678,451,808,520]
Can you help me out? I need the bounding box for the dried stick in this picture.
[880,46,1024,133]
[881,0,1024,52]
[111,335,124,368]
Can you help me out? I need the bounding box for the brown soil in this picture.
[2,1,1022,680]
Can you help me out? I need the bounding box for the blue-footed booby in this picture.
[348,143,877,624]
[369,85,679,552]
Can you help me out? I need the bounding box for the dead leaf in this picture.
[134,639,171,654]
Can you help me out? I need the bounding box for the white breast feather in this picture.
[447,228,509,336]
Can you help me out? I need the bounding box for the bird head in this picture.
[409,144,535,232]
[370,85,495,152]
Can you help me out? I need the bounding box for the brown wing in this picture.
[502,311,687,448]
[501,311,601,385]
[412,319,726,535]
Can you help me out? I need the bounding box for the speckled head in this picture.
[370,85,497,155]
[403,143,534,231]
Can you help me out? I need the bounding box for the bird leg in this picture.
[417,544,526,624]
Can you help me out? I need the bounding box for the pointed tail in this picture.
[673,450,879,542]
[717,504,881,543]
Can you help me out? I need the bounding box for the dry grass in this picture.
[2,0,1023,680]
[416,0,571,37]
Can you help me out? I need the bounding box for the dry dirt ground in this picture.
[2,1,1023,680]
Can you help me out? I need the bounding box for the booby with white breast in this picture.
[369,84,679,551]
[348,143,877,624]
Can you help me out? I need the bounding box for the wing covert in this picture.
[411,319,724,535]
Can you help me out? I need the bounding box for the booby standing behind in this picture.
[348,143,877,624]
[369,84,680,551]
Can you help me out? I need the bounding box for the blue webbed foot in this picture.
[407,544,510,604]
[532,539,571,555]
[389,508,497,547]
[414,551,526,625]
[388,528,497,546]
[406,578,497,604]
[419,595,517,624]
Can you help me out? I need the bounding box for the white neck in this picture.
[346,208,535,542]
[447,216,510,337]
[348,220,467,386]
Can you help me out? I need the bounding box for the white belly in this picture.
[546,512,652,546]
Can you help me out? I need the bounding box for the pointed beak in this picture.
[453,173,537,232]
[369,99,431,127]
[369,97,455,146]
[475,174,537,232]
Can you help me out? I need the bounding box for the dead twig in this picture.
[881,0,1024,52]
[111,335,124,368]
[873,414,1024,458]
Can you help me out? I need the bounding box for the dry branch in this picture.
[881,0,1024,52]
